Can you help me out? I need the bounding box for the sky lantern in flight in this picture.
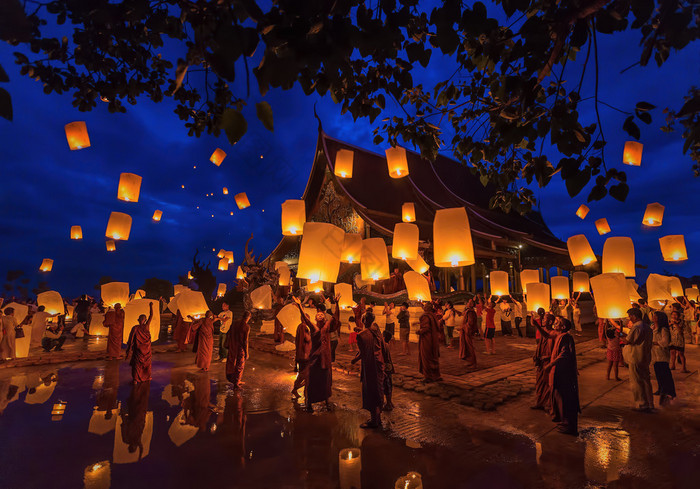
[210,148,226,166]
[105,212,132,240]
[64,121,90,150]
[520,269,540,294]
[334,283,354,309]
[177,290,210,318]
[575,204,589,219]
[602,237,635,277]
[70,226,83,240]
[308,281,324,293]
[224,251,234,264]
[685,287,699,302]
[297,222,344,283]
[361,238,390,281]
[590,273,629,318]
[551,276,570,300]
[187,271,194,280]
[152,210,162,221]
[106,240,116,252]
[405,255,429,274]
[334,149,354,178]
[217,284,227,298]
[117,173,142,202]
[101,282,130,308]
[622,141,643,166]
[236,266,245,280]
[39,258,54,272]
[642,202,664,226]
[341,233,362,264]
[392,223,419,260]
[595,218,611,235]
[659,235,687,261]
[123,299,161,343]
[489,271,509,296]
[281,199,306,236]
[402,202,416,222]
[433,207,474,267]
[385,146,409,178]
[404,271,431,302]
[566,234,596,266]
[572,272,590,293]
[250,285,272,310]
[235,193,250,209]
[37,291,64,315]
[627,279,642,302]
[218,259,229,271]
[275,261,291,286]
[223,187,229,195]
[217,249,226,259]
[526,283,550,312]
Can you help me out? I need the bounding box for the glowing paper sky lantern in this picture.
[685,288,699,302]
[224,251,234,264]
[520,269,540,294]
[217,283,226,298]
[575,205,589,219]
[392,223,419,260]
[642,202,664,227]
[275,261,291,286]
[385,146,409,178]
[567,234,596,266]
[334,149,354,178]
[2,302,29,324]
[133,289,146,299]
[659,235,687,261]
[106,240,116,252]
[71,225,83,240]
[281,199,306,236]
[646,273,674,301]
[101,282,129,308]
[334,283,354,309]
[405,255,429,274]
[173,284,187,295]
[152,210,162,221]
[38,291,64,315]
[236,266,245,280]
[595,218,611,235]
[572,272,590,293]
[404,271,431,302]
[489,271,509,296]
[668,276,683,297]
[276,304,302,337]
[218,259,229,271]
[308,281,324,293]
[627,279,641,302]
[250,285,272,310]
[341,233,362,264]
[590,273,629,319]
[622,141,643,166]
[433,207,475,267]
[105,212,132,240]
[217,249,225,259]
[361,238,390,281]
[551,276,570,300]
[187,271,193,280]
[602,237,635,277]
[525,283,550,313]
[235,193,250,209]
[122,299,161,343]
[39,258,54,272]
[402,202,416,223]
[117,173,142,202]
[297,222,344,283]
[223,187,229,195]
[210,148,226,166]
[64,121,90,150]
[177,290,209,318]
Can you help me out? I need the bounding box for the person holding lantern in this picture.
[292,312,312,400]
[226,310,251,389]
[217,302,233,361]
[191,311,215,372]
[418,302,442,382]
[125,302,154,384]
[623,307,654,412]
[103,303,125,360]
[0,307,18,360]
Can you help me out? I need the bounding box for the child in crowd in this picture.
[348,316,360,352]
[605,322,624,381]
[382,330,395,411]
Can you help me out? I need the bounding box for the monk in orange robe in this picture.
[418,303,442,382]
[545,318,580,435]
[351,318,386,428]
[120,380,150,460]
[192,311,215,371]
[459,301,477,367]
[103,303,125,360]
[532,308,555,413]
[125,302,154,383]
[226,311,251,388]
[173,310,191,352]
[292,316,311,399]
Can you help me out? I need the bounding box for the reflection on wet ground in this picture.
[0,351,698,489]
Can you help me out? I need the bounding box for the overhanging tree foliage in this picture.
[2,0,698,212]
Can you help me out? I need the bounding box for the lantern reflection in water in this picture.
[584,428,630,484]
[83,461,111,489]
[394,471,423,489]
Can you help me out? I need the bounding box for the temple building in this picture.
[268,131,571,294]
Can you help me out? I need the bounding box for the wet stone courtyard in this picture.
[0,345,699,489]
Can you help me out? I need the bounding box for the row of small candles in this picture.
[339,448,423,489]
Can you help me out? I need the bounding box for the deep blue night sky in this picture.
[1,18,698,298]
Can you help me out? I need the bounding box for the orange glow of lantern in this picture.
[70,225,83,240]
[106,240,116,252]
[685,288,699,302]
[101,282,129,308]
[668,276,683,297]
[217,249,225,259]
[176,289,210,318]
[659,235,687,262]
[123,299,161,343]
[551,276,570,300]
[520,269,540,294]
[642,203,664,227]
[341,233,362,264]
[152,210,162,221]
[217,284,227,298]
[105,212,132,240]
[572,272,590,293]
[404,271,431,302]
[218,259,229,271]
[37,291,64,315]
[575,205,589,219]
[567,234,597,266]
[117,173,142,202]
[334,283,354,309]
[308,281,324,293]
[525,283,550,313]
[236,266,245,280]
[489,271,509,296]
[405,255,429,274]
[361,238,390,281]
[334,149,354,178]
[210,148,226,166]
[433,207,475,267]
[39,258,54,272]
[224,251,234,264]
[275,261,291,286]
[297,222,344,283]
[187,271,193,280]
[235,193,250,209]
[281,199,306,236]
[627,279,641,302]
[590,273,629,319]
[602,237,635,277]
[622,141,643,166]
[251,285,272,310]
[223,187,229,195]
[385,146,409,178]
[595,218,611,235]
[65,121,90,150]
[402,203,416,223]
[392,223,419,261]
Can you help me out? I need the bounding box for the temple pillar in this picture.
[470,265,477,293]
[490,241,498,269]
[459,267,465,291]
